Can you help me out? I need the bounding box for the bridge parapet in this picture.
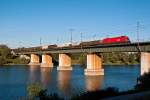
[15,42,150,54]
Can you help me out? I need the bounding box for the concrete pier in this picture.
[29,54,40,65]
[41,54,53,67]
[57,53,72,70]
[85,53,104,76]
[141,52,150,75]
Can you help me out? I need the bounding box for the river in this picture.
[0,65,140,99]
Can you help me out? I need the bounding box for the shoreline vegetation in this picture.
[0,45,30,65]
[25,72,150,100]
[4,64,30,65]
[0,45,140,66]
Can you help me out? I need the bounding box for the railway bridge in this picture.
[14,42,150,76]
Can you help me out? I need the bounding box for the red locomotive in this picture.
[80,36,130,47]
[52,36,130,49]
[102,36,130,44]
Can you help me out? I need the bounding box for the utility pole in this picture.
[57,37,59,45]
[93,34,96,40]
[40,37,42,51]
[19,41,21,49]
[137,22,140,43]
[40,37,42,46]
[69,28,74,46]
[80,32,83,50]
[80,32,83,43]
[18,41,22,53]
[137,21,141,52]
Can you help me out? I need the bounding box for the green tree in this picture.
[0,45,11,65]
[135,72,150,90]
[0,56,6,65]
[0,45,10,58]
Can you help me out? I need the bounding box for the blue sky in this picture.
[0,0,150,48]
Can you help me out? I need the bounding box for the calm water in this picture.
[0,65,140,100]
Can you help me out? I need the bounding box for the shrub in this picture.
[27,83,43,100]
[135,72,150,90]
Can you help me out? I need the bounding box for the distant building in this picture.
[20,55,30,59]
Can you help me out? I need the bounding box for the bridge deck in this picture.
[15,42,150,54]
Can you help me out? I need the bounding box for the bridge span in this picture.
[14,42,150,76]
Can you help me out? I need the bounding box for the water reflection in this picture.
[85,76,104,91]
[57,70,71,94]
[29,65,40,83]
[40,68,52,88]
[0,65,140,99]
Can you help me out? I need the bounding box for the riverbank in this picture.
[103,90,150,100]
[3,63,139,66]
[103,63,139,66]
[4,63,29,66]
[27,86,150,100]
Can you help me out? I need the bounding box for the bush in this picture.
[0,56,6,65]
[12,57,30,64]
[71,87,119,100]
[38,90,64,100]
[135,72,150,90]
[27,83,43,99]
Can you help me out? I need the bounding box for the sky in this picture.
[0,0,150,48]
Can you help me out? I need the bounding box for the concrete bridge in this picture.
[14,42,150,76]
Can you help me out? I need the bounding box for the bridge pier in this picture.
[57,53,72,70]
[41,54,53,67]
[29,54,40,65]
[141,52,150,75]
[85,53,104,76]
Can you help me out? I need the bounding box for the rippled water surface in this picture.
[0,65,140,99]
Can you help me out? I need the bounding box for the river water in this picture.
[0,65,140,99]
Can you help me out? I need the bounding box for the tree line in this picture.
[0,45,30,65]
[70,52,140,66]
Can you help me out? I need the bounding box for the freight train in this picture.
[55,36,130,48]
[13,36,130,52]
